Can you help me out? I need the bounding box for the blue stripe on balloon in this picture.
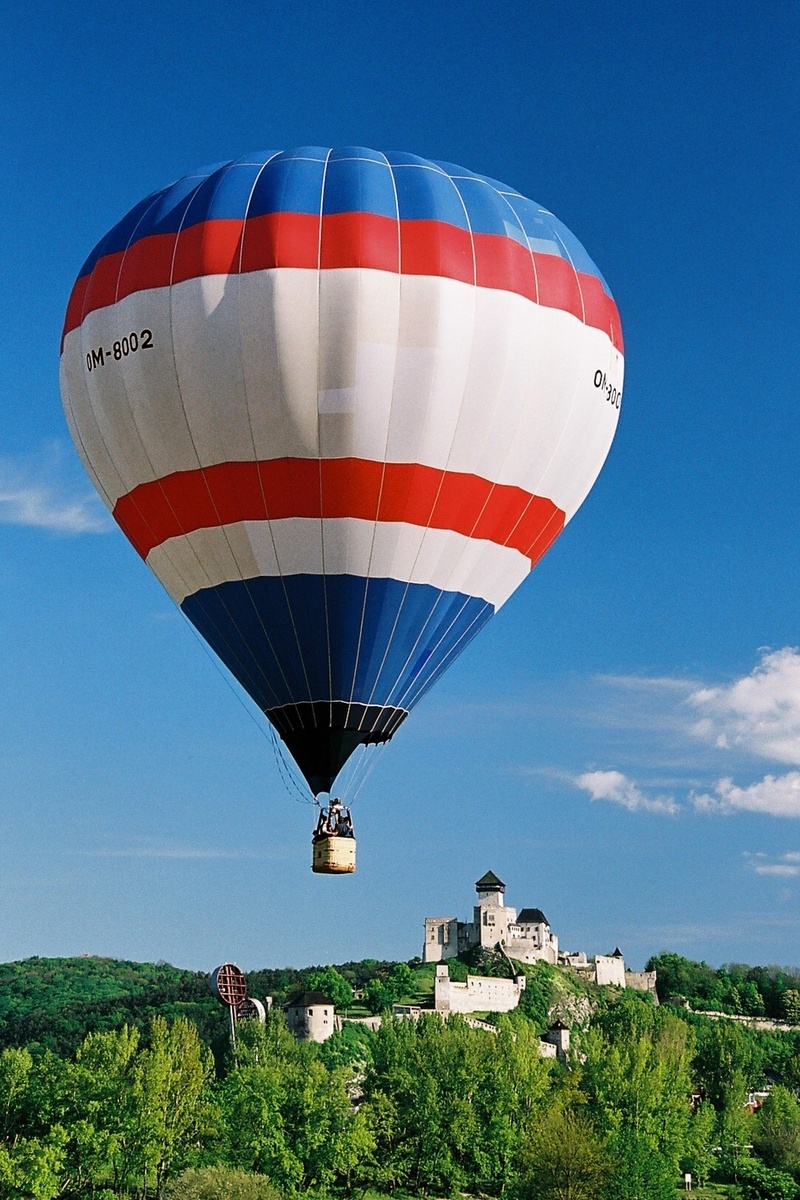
[392,163,471,228]
[76,148,611,297]
[322,155,397,218]
[180,575,492,715]
[452,176,531,244]
[179,161,267,227]
[328,146,388,164]
[248,152,326,218]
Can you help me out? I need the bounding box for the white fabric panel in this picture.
[170,274,256,465]
[114,286,201,482]
[146,518,530,610]
[62,266,622,520]
[76,305,161,496]
[516,326,623,521]
[385,276,477,466]
[239,269,321,459]
[318,269,401,462]
[59,339,123,508]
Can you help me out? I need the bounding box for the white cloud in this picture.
[576,769,679,815]
[694,772,800,818]
[0,445,111,534]
[74,844,274,860]
[595,673,696,694]
[744,850,800,877]
[689,648,800,765]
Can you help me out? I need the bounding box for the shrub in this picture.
[736,1156,799,1200]
[165,1165,283,1200]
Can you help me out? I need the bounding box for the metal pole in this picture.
[229,1004,237,1056]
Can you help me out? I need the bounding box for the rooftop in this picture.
[285,990,332,1008]
[475,870,505,891]
[517,908,549,926]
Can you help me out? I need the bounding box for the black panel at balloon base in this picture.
[311,800,357,874]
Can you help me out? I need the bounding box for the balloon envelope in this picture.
[60,148,624,794]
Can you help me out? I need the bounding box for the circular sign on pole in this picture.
[211,963,248,1008]
[238,997,267,1023]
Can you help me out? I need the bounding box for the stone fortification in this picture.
[424,870,659,1001]
[433,963,526,1014]
[424,871,558,966]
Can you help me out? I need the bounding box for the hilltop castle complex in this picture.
[423,871,657,998]
[278,868,657,1044]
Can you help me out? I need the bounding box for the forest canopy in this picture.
[0,953,798,1200]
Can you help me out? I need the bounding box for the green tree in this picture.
[305,968,353,1012]
[218,1012,367,1193]
[783,991,800,1025]
[134,1016,215,1198]
[695,1019,764,1108]
[62,1024,143,1196]
[360,1014,505,1194]
[580,1010,693,1177]
[0,1049,33,1144]
[718,1099,754,1179]
[517,962,556,1032]
[604,1128,676,1200]
[517,1106,609,1200]
[684,1100,718,1188]
[0,1127,68,1200]
[754,1086,800,1177]
[736,1155,799,1200]
[363,964,416,1014]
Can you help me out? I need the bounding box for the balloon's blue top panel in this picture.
[77,147,611,292]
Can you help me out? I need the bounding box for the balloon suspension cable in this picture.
[268,726,317,806]
[332,738,389,807]
[181,615,315,805]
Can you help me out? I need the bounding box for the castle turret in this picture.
[475,870,506,908]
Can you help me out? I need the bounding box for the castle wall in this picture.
[595,955,627,987]
[423,917,460,962]
[434,964,525,1014]
[474,902,517,949]
[625,970,659,1000]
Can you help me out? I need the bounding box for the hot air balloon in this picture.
[60,147,623,872]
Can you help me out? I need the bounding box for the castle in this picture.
[279,869,657,1044]
[424,870,657,1000]
[424,870,559,965]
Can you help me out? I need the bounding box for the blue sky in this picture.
[2,0,800,972]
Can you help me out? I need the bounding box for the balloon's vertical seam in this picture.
[344,150,402,741]
[234,153,318,719]
[316,150,334,738]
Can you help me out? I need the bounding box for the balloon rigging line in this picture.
[181,615,315,806]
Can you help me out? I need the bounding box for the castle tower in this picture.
[473,870,517,949]
[474,870,506,907]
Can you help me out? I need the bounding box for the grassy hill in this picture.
[0,955,415,1056]
[0,956,226,1055]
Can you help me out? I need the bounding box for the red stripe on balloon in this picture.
[113,459,566,568]
[63,213,623,352]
